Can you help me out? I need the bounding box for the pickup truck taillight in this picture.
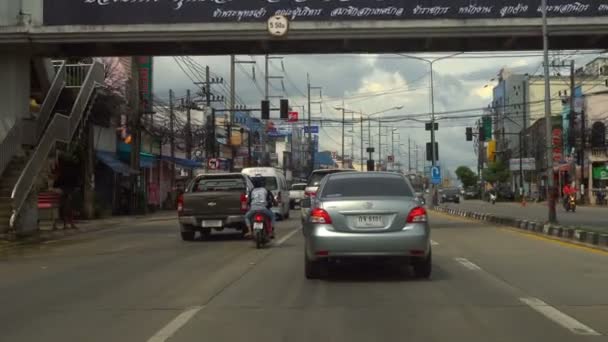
[240,193,248,212]
[177,194,184,215]
[305,190,317,198]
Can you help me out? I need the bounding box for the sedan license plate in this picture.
[356,215,384,228]
[201,220,222,228]
[253,222,264,231]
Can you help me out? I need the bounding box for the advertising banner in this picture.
[44,0,608,26]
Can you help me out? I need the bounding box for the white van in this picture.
[241,167,290,220]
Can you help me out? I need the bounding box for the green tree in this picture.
[455,166,478,188]
[482,160,511,184]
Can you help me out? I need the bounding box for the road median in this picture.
[431,206,608,252]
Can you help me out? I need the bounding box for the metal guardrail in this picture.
[35,61,66,141]
[65,64,92,88]
[9,61,104,229]
[0,120,21,179]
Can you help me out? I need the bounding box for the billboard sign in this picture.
[44,0,608,26]
[137,56,153,114]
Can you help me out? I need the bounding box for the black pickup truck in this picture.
[177,173,253,241]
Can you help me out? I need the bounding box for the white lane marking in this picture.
[431,240,439,246]
[274,228,301,246]
[520,297,600,336]
[147,306,204,342]
[454,257,482,271]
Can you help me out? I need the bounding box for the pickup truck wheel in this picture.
[181,232,195,241]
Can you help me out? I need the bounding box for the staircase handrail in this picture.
[9,62,104,228]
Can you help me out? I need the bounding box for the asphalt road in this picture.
[1,210,608,341]
[442,199,608,231]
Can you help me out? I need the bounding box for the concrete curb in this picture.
[0,213,175,249]
[431,205,608,252]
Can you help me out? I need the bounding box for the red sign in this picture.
[288,111,298,122]
[552,128,562,162]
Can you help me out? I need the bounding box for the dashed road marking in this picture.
[454,257,482,270]
[274,227,300,246]
[431,240,439,246]
[520,297,600,336]
[147,306,204,342]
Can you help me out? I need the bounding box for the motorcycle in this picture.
[251,211,274,249]
[564,195,576,212]
[489,193,497,205]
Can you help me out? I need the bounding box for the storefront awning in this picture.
[96,151,139,176]
[161,156,202,169]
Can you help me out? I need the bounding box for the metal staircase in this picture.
[0,61,104,234]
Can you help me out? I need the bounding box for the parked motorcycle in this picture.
[251,211,274,249]
[564,195,576,212]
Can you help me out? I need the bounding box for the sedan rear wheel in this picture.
[412,251,432,279]
[305,254,324,279]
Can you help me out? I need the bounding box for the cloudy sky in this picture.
[153,51,602,177]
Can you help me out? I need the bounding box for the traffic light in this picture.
[280,99,289,119]
[426,142,439,161]
[479,126,485,142]
[261,100,270,120]
[466,127,473,141]
[482,116,492,140]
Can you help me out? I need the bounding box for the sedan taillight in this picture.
[310,208,332,224]
[305,190,317,198]
[406,207,427,223]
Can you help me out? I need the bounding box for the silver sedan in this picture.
[302,172,431,279]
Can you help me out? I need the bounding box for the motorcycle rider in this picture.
[244,176,276,239]
[563,182,575,208]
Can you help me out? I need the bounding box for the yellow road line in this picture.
[500,227,608,256]
[432,209,608,256]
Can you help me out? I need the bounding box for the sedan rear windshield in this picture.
[320,176,413,198]
[308,171,349,187]
[192,176,245,192]
[291,184,306,191]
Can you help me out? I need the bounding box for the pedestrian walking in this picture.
[53,158,79,229]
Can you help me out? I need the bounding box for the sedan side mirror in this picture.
[301,198,311,208]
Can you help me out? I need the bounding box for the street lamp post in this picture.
[541,0,557,223]
[399,53,462,204]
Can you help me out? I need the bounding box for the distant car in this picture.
[302,172,431,279]
[441,188,460,203]
[301,168,355,223]
[289,183,306,209]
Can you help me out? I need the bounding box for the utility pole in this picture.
[185,89,192,161]
[129,56,142,214]
[408,136,412,172]
[307,73,312,174]
[541,0,557,223]
[378,121,382,168]
[169,90,176,194]
[360,115,364,171]
[415,144,419,173]
[368,118,372,164]
[391,129,395,168]
[265,54,269,101]
[341,100,345,165]
[523,79,528,196]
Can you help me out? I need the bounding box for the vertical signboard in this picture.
[137,56,153,114]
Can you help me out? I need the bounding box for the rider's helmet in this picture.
[251,176,266,189]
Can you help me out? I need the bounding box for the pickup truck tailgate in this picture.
[182,191,244,217]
